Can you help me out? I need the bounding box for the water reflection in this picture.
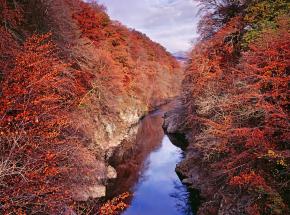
[107,108,165,198]
[107,103,199,215]
[122,136,196,215]
[170,181,200,215]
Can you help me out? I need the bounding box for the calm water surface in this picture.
[107,104,199,215]
[123,135,195,215]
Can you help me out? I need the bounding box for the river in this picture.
[107,103,199,215]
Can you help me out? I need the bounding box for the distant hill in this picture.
[172,51,188,62]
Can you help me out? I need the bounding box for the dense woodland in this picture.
[0,0,289,214]
[172,0,289,214]
[0,0,180,214]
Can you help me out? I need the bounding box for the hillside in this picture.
[173,51,188,63]
[0,0,181,214]
[164,0,289,214]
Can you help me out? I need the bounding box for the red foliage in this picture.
[0,32,74,213]
[72,0,109,44]
[0,0,181,213]
[229,171,269,190]
[246,204,261,215]
[70,0,180,103]
[197,0,246,40]
[0,28,94,213]
[239,17,290,149]
[179,9,289,214]
[98,192,130,215]
[0,0,23,27]
[0,26,19,77]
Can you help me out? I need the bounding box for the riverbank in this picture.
[0,0,182,213]
[106,101,178,198]
[105,101,200,215]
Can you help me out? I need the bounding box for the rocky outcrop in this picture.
[0,0,182,213]
[163,101,218,214]
[71,104,144,201]
[74,185,106,202]
[106,165,117,179]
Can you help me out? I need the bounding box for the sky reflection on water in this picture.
[123,136,195,215]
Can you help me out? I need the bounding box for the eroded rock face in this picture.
[163,102,235,215]
[71,104,144,201]
[106,101,172,198]
[163,110,181,133]
[163,101,210,214]
[163,100,186,134]
[73,185,106,201]
[107,165,117,179]
[119,108,142,125]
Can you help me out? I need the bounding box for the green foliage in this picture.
[242,20,276,47]
[242,0,289,47]
[245,0,289,24]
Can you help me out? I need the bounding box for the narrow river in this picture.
[107,103,199,215]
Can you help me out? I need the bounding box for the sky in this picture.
[97,0,200,53]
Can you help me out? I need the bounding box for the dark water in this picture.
[107,103,199,215]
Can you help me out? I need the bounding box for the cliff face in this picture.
[164,1,289,214]
[0,0,181,213]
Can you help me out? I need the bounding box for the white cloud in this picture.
[97,0,200,53]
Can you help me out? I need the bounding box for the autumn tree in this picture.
[174,0,289,214]
[1,0,181,213]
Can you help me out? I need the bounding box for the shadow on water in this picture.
[106,102,200,215]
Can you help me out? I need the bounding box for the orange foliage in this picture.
[98,192,130,215]
[197,0,245,40]
[72,0,109,44]
[229,171,269,190]
[0,16,94,213]
[70,0,180,106]
[177,7,289,214]
[239,17,290,149]
[0,32,74,213]
[0,0,181,213]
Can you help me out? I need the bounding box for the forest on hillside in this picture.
[164,0,289,214]
[0,0,180,214]
[0,0,289,215]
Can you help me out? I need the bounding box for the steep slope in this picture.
[0,0,181,213]
[164,0,289,214]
